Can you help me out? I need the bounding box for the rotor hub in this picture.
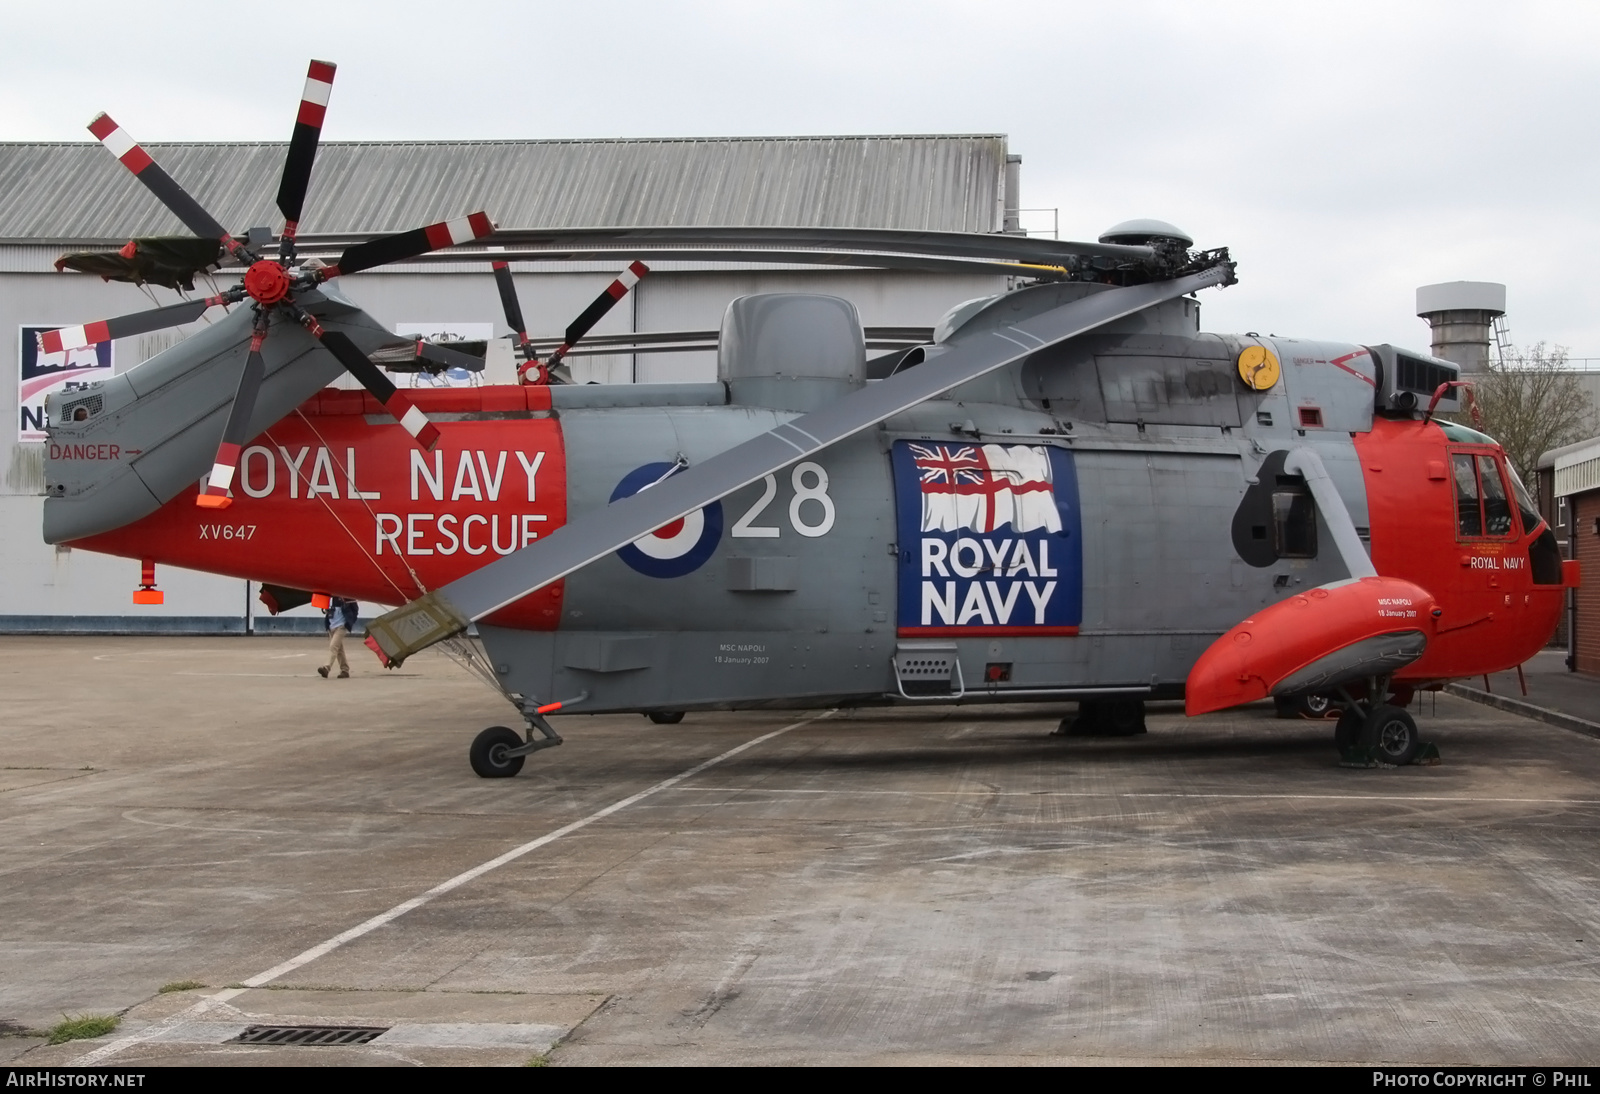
[244,260,292,305]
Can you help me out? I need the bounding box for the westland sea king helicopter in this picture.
[35,62,1578,776]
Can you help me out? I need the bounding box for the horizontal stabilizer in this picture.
[1185,576,1436,716]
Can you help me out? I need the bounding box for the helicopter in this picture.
[35,61,1578,778]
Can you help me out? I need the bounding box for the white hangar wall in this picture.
[0,260,1005,630]
[0,133,1017,630]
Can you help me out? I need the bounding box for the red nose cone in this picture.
[244,260,292,305]
[1185,575,1436,716]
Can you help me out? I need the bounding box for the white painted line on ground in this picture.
[669,786,1600,806]
[74,712,828,1066]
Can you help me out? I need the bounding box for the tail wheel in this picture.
[1278,693,1335,720]
[1366,705,1421,766]
[470,726,526,778]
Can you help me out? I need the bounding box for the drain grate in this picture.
[233,1024,390,1046]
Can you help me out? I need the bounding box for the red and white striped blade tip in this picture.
[421,212,494,250]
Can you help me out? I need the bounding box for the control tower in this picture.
[1416,281,1507,373]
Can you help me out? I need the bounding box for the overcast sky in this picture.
[5,1,1597,356]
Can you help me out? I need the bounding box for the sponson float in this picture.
[35,61,1577,777]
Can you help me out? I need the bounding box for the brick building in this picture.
[1545,438,1600,673]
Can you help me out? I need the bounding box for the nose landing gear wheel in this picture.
[1366,705,1421,766]
[470,726,526,778]
[647,711,685,725]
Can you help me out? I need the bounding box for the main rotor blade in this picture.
[413,340,485,371]
[37,294,233,354]
[545,261,649,369]
[198,315,269,509]
[365,266,1233,665]
[452,225,1158,268]
[295,311,441,451]
[326,212,494,278]
[276,60,336,253]
[88,114,245,260]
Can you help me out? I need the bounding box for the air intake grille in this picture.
[1395,353,1456,397]
[59,395,103,422]
[232,1025,389,1046]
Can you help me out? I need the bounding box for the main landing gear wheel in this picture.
[1366,705,1422,766]
[1334,708,1364,753]
[470,726,526,778]
[647,711,685,725]
[1054,698,1147,737]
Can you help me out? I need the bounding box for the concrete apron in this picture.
[4,636,1600,1066]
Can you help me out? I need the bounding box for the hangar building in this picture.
[0,135,1020,631]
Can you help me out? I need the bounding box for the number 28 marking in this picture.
[731,461,836,539]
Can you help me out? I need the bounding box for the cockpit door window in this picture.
[1451,449,1520,541]
[1477,454,1515,537]
[1452,453,1482,537]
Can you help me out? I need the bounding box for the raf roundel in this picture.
[610,463,724,578]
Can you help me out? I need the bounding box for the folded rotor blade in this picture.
[37,294,231,354]
[276,60,336,251]
[365,266,1233,665]
[296,312,441,450]
[326,212,494,278]
[198,316,269,509]
[88,114,244,259]
[545,261,649,369]
[414,340,485,371]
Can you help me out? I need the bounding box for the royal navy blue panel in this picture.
[892,441,1082,635]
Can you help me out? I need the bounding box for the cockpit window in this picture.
[1439,421,1498,446]
[1504,462,1545,535]
[1477,455,1514,536]
[1453,454,1482,536]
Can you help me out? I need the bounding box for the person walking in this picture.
[317,596,359,679]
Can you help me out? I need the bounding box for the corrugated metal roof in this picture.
[0,136,1007,243]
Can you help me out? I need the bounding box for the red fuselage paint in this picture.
[1357,416,1564,681]
[73,386,568,629]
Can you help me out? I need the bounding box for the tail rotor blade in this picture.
[296,311,440,451]
[546,260,649,369]
[198,314,269,509]
[494,260,551,384]
[492,261,529,343]
[88,114,247,261]
[276,60,336,257]
[37,294,232,354]
[326,212,494,278]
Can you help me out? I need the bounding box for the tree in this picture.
[1458,343,1597,485]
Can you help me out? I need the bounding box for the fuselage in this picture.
[57,300,1567,714]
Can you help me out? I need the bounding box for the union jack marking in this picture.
[911,444,985,488]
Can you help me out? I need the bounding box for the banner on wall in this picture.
[19,326,115,442]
